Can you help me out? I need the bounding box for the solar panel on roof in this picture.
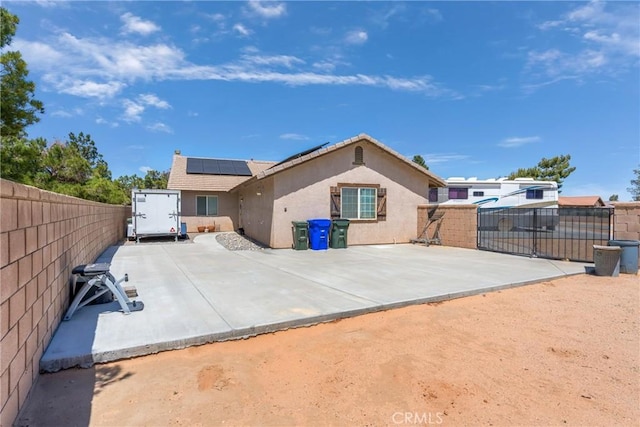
[273,142,330,167]
[233,161,252,175]
[218,161,236,175]
[186,158,204,174]
[186,158,252,176]
[202,159,220,174]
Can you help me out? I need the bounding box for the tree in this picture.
[609,194,619,202]
[412,155,429,170]
[116,174,145,193]
[628,166,640,201]
[508,154,576,192]
[0,7,44,138]
[143,169,169,189]
[0,136,46,184]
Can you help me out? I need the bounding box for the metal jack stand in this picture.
[64,263,144,321]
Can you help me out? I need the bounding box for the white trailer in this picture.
[430,177,559,231]
[431,177,559,208]
[131,189,181,242]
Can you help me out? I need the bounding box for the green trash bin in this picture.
[291,221,309,250]
[330,219,350,249]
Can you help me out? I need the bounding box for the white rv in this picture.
[430,177,559,208]
[430,177,559,231]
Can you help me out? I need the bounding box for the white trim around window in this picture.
[340,187,377,220]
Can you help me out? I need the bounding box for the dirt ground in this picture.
[16,273,639,427]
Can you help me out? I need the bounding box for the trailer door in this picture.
[134,192,180,235]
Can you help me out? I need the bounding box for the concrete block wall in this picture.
[417,204,478,249]
[0,179,128,427]
[612,202,640,266]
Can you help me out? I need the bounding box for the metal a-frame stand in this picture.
[411,209,445,246]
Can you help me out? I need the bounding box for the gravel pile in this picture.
[215,232,266,251]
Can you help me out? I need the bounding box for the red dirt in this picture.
[16,273,639,426]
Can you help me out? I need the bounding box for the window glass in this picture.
[448,188,468,199]
[429,188,438,203]
[526,189,543,199]
[360,188,376,219]
[196,195,218,215]
[473,191,484,197]
[341,188,358,218]
[341,187,376,219]
[196,196,207,216]
[208,197,218,215]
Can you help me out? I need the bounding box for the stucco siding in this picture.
[180,190,238,232]
[269,142,431,248]
[237,177,275,246]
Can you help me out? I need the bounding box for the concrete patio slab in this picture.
[40,234,589,372]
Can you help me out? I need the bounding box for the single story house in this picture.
[167,133,446,248]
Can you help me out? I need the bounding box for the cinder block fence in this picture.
[0,179,128,427]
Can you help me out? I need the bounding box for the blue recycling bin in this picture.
[308,219,331,250]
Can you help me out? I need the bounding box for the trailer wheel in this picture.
[497,217,514,232]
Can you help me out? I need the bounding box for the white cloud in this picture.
[368,4,406,29]
[312,61,337,73]
[17,30,460,103]
[527,1,639,89]
[138,93,171,109]
[146,122,173,133]
[122,99,145,122]
[96,116,119,128]
[280,133,309,141]
[247,1,287,19]
[51,110,73,118]
[34,0,67,8]
[120,12,160,36]
[233,23,252,37]
[241,54,304,68]
[345,30,368,45]
[45,76,125,99]
[423,8,443,22]
[424,153,470,164]
[121,94,171,122]
[498,136,541,148]
[139,166,152,173]
[206,13,226,22]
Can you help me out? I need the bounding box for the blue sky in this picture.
[7,0,640,199]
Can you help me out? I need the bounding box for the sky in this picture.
[5,0,640,200]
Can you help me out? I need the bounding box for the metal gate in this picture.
[477,207,613,262]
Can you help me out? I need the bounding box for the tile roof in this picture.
[232,133,447,191]
[167,155,276,192]
[558,196,606,207]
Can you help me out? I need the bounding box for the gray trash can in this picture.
[608,240,639,274]
[593,245,621,276]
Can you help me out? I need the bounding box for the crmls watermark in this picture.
[391,411,444,425]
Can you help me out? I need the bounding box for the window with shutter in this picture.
[330,184,386,221]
